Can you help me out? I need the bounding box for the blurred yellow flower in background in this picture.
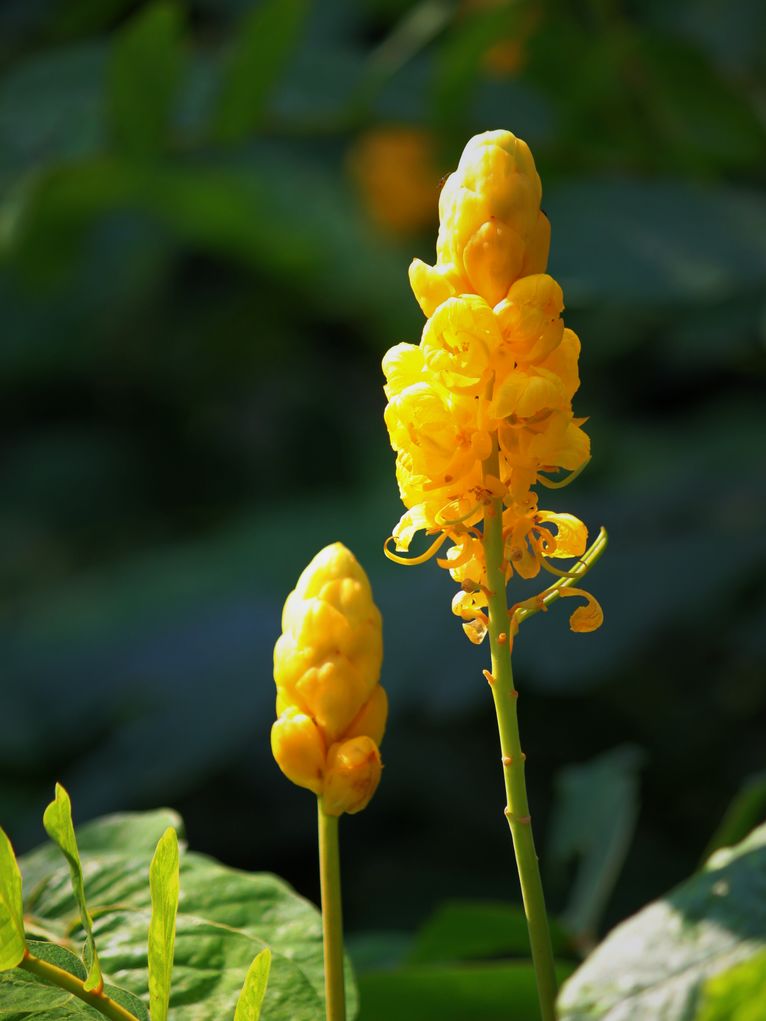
[349,125,441,236]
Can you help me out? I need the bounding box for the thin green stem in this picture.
[317,801,346,1021]
[19,952,139,1021]
[482,446,558,1021]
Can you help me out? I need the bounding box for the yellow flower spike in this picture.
[381,127,608,1021]
[272,542,386,804]
[322,737,383,817]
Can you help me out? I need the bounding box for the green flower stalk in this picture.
[271,543,387,1021]
[382,129,607,1021]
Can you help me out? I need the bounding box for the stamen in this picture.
[383,532,448,566]
[538,458,591,489]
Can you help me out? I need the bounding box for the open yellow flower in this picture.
[382,129,602,637]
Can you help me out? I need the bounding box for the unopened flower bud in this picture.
[322,737,382,816]
[272,543,386,814]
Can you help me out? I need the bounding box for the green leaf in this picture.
[42,784,103,993]
[694,949,766,1021]
[213,0,308,142]
[108,2,185,157]
[358,961,574,1021]
[703,772,766,861]
[1,943,148,1020]
[0,827,26,970]
[21,808,183,896]
[148,827,179,1021]
[17,810,346,1021]
[548,746,643,942]
[22,942,150,1021]
[234,948,272,1021]
[408,900,571,964]
[558,823,766,1020]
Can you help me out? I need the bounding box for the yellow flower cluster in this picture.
[272,543,386,815]
[383,130,601,642]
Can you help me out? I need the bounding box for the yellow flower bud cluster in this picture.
[272,543,386,815]
[383,130,602,641]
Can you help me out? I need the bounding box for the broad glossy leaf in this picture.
[0,827,25,969]
[234,948,271,1021]
[548,746,643,941]
[558,823,766,1020]
[408,900,570,964]
[694,949,766,1021]
[358,961,574,1021]
[148,827,179,1021]
[2,941,149,1020]
[213,0,308,142]
[108,2,185,157]
[42,784,103,992]
[18,810,351,1020]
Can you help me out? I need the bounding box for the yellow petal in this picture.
[343,685,388,746]
[560,587,604,633]
[271,709,326,795]
[536,512,588,558]
[322,737,382,816]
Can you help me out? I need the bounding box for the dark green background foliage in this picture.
[1,0,764,976]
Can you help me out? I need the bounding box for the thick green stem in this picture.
[317,801,346,1021]
[19,952,139,1021]
[482,450,558,1021]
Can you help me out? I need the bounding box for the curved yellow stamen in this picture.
[383,532,449,566]
[537,458,591,490]
[435,501,484,527]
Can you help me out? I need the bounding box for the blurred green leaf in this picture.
[548,746,643,943]
[18,809,353,1021]
[703,772,766,861]
[108,2,185,157]
[148,827,179,1021]
[431,4,519,143]
[213,0,308,142]
[0,827,26,970]
[558,823,766,1020]
[408,900,570,964]
[358,961,574,1021]
[694,949,766,1021]
[42,784,103,993]
[637,33,766,174]
[234,948,272,1021]
[546,179,766,306]
[0,45,106,191]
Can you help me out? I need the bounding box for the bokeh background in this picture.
[2,0,765,958]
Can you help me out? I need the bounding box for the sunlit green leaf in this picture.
[234,948,271,1021]
[20,942,149,1021]
[213,0,308,142]
[694,949,766,1021]
[558,823,766,1020]
[0,827,25,970]
[108,2,185,157]
[42,784,103,993]
[148,827,179,1021]
[18,810,343,1021]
